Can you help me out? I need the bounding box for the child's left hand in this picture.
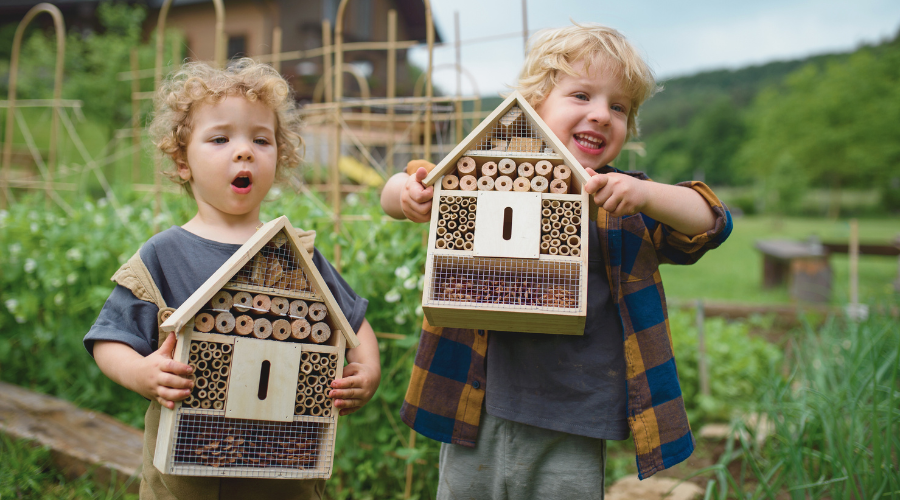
[330,360,380,416]
[584,167,650,217]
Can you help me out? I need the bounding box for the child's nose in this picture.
[588,101,611,125]
[234,145,253,162]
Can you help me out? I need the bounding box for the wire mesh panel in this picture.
[467,106,558,157]
[228,230,318,298]
[168,412,334,478]
[427,254,582,311]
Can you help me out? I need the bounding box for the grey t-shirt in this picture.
[485,222,628,440]
[84,226,368,357]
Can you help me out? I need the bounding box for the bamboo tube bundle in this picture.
[442,174,460,190]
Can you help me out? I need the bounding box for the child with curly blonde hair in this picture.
[86,59,380,499]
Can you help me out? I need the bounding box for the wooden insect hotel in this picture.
[422,91,593,335]
[154,216,360,478]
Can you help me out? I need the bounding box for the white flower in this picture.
[5,298,18,311]
[393,313,407,325]
[83,201,94,212]
[346,193,359,206]
[54,293,64,306]
[0,209,7,221]
[9,243,21,255]
[403,277,417,290]
[15,315,25,324]
[356,251,367,264]
[394,266,410,279]
[28,211,38,220]
[384,290,401,303]
[415,305,423,317]
[270,186,282,197]
[66,272,78,285]
[140,208,152,221]
[30,222,39,233]
[94,214,106,226]
[50,278,62,288]
[418,275,425,290]
[66,248,83,261]
[97,198,108,208]
[24,258,37,273]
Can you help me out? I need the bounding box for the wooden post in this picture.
[696,300,710,397]
[131,48,141,183]
[850,219,859,307]
[521,0,528,53]
[424,1,434,162]
[272,26,282,72]
[454,11,463,144]
[403,429,416,499]
[320,19,332,186]
[386,10,397,173]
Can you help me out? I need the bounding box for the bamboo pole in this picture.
[696,300,710,396]
[131,48,141,183]
[320,19,332,187]
[1,3,65,209]
[454,11,463,143]
[272,26,282,72]
[387,10,397,173]
[424,0,434,162]
[404,429,416,499]
[521,0,528,53]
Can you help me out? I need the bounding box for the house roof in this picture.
[161,216,361,348]
[423,91,591,188]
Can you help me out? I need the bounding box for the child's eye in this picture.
[612,104,627,113]
[212,137,228,144]
[254,138,271,145]
[574,93,589,101]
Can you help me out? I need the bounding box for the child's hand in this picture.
[330,360,380,416]
[584,167,650,217]
[401,167,434,223]
[138,332,195,410]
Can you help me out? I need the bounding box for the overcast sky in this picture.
[408,0,900,97]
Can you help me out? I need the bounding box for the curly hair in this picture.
[149,58,304,190]
[514,22,659,140]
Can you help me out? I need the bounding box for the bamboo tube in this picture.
[551,229,561,239]
[196,360,208,371]
[531,176,549,193]
[570,247,581,257]
[272,319,292,340]
[513,177,531,192]
[214,313,235,334]
[210,371,220,382]
[455,238,464,248]
[550,200,560,208]
[289,300,308,319]
[195,313,215,332]
[437,218,447,227]
[552,221,562,230]
[234,315,253,335]
[481,161,498,179]
[437,227,447,237]
[303,385,314,397]
[252,318,272,339]
[449,201,460,213]
[542,234,552,242]
[535,160,553,178]
[571,215,581,226]
[435,239,447,249]
[300,362,313,376]
[191,398,201,409]
[518,162,534,180]
[295,404,304,414]
[212,359,223,370]
[310,322,332,344]
[327,368,336,377]
[291,318,311,340]
[553,164,571,185]
[190,343,200,353]
[458,215,467,225]
[465,231,474,241]
[559,245,570,256]
[310,406,323,417]
[220,365,229,377]
[550,179,568,194]
[498,158,516,175]
[457,156,476,175]
[495,176,513,191]
[211,348,223,359]
[446,220,457,231]
[443,232,455,242]
[310,353,321,364]
[442,174,460,190]
[221,343,232,354]
[201,400,212,409]
[550,239,561,247]
[216,380,227,392]
[567,235,581,248]
[309,302,327,321]
[459,175,477,191]
[318,375,328,386]
[213,400,224,410]
[542,208,552,217]
[322,408,332,418]
[314,393,326,404]
[439,203,450,214]
[453,230,463,241]
[541,241,550,253]
[477,176,494,191]
[196,377,208,389]
[549,246,559,255]
[209,291,233,311]
[252,294,271,313]
[270,296,289,316]
[562,201,572,210]
[197,389,208,400]
[300,351,310,362]
[565,224,578,235]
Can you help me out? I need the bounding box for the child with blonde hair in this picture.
[86,58,380,499]
[382,23,732,498]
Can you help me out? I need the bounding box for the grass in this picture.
[661,215,900,305]
[0,434,138,500]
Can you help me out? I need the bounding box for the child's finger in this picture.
[156,331,178,359]
[409,184,434,204]
[413,166,429,183]
[585,172,609,194]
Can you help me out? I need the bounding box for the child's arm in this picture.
[380,164,434,222]
[330,319,381,416]
[93,333,194,410]
[584,168,717,236]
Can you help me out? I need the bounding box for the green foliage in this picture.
[0,434,138,499]
[697,309,900,498]
[669,310,783,424]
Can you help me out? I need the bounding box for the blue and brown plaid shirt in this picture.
[400,170,733,479]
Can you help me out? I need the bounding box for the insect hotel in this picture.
[154,216,360,478]
[422,91,593,335]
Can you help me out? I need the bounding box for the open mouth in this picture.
[574,133,605,150]
[232,176,251,189]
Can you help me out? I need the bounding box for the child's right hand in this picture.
[134,332,194,409]
[400,166,434,223]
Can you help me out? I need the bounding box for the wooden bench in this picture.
[755,239,832,302]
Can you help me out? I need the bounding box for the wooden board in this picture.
[473,191,541,259]
[226,337,302,421]
[423,304,586,335]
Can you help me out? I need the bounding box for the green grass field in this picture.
[661,215,900,305]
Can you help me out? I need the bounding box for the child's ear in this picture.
[175,154,191,182]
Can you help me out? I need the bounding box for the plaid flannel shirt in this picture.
[400,168,733,479]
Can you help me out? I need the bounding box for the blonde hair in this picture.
[149,58,303,190]
[515,22,659,140]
